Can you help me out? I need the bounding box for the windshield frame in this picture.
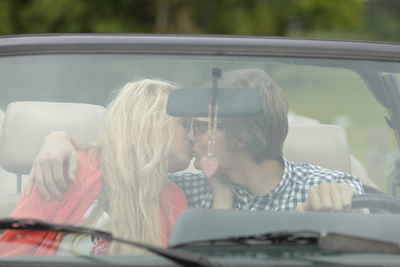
[0,34,399,62]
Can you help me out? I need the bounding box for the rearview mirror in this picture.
[167,88,263,117]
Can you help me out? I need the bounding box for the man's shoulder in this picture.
[288,160,357,184]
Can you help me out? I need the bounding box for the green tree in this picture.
[0,0,397,42]
[365,0,400,42]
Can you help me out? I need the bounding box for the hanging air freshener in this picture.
[201,68,221,178]
[200,100,220,178]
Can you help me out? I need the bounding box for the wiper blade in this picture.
[0,218,216,267]
[173,230,400,254]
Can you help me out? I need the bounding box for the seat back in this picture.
[0,101,106,175]
[286,113,376,187]
[283,124,351,173]
[0,101,106,217]
[0,109,18,194]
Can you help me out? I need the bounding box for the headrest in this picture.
[283,124,351,173]
[0,102,351,176]
[0,102,106,174]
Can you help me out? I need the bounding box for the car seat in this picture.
[284,124,378,189]
[287,112,378,189]
[283,124,351,173]
[0,101,106,217]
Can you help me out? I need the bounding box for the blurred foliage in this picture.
[0,0,398,42]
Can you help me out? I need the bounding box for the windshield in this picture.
[0,39,400,264]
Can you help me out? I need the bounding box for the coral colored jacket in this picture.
[0,152,187,256]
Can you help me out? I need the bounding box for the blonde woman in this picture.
[0,79,192,256]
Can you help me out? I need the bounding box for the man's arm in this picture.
[26,131,78,202]
[296,182,356,212]
[295,168,367,213]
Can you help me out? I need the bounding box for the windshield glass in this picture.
[0,47,400,261]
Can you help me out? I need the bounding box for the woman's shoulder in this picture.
[161,180,187,210]
[163,180,187,199]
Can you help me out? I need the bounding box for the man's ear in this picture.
[226,131,247,152]
[225,130,247,152]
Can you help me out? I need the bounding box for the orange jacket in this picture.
[0,152,187,256]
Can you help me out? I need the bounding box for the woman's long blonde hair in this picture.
[87,79,177,254]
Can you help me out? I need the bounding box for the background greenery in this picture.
[0,0,399,43]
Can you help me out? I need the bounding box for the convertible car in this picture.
[0,34,399,266]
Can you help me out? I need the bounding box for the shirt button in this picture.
[250,207,256,211]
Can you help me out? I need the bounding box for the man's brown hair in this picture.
[218,68,289,162]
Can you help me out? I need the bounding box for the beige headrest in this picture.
[0,102,351,176]
[0,102,106,174]
[283,125,350,173]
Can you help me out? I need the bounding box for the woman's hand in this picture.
[26,131,78,202]
[209,175,234,210]
[296,182,355,212]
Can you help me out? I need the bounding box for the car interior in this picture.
[0,101,378,218]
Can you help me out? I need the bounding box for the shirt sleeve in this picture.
[330,172,369,213]
[334,173,365,195]
[303,163,365,195]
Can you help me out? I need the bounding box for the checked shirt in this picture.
[168,157,364,211]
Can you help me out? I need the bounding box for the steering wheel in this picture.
[352,193,400,214]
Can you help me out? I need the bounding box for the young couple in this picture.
[1,68,363,256]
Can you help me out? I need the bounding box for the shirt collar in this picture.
[229,156,295,199]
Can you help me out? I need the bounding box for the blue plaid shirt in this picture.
[168,157,364,211]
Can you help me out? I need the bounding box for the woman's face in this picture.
[167,118,193,173]
[189,118,237,173]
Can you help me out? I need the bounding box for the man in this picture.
[26,69,363,212]
[169,68,362,212]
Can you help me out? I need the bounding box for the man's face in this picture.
[188,118,237,173]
